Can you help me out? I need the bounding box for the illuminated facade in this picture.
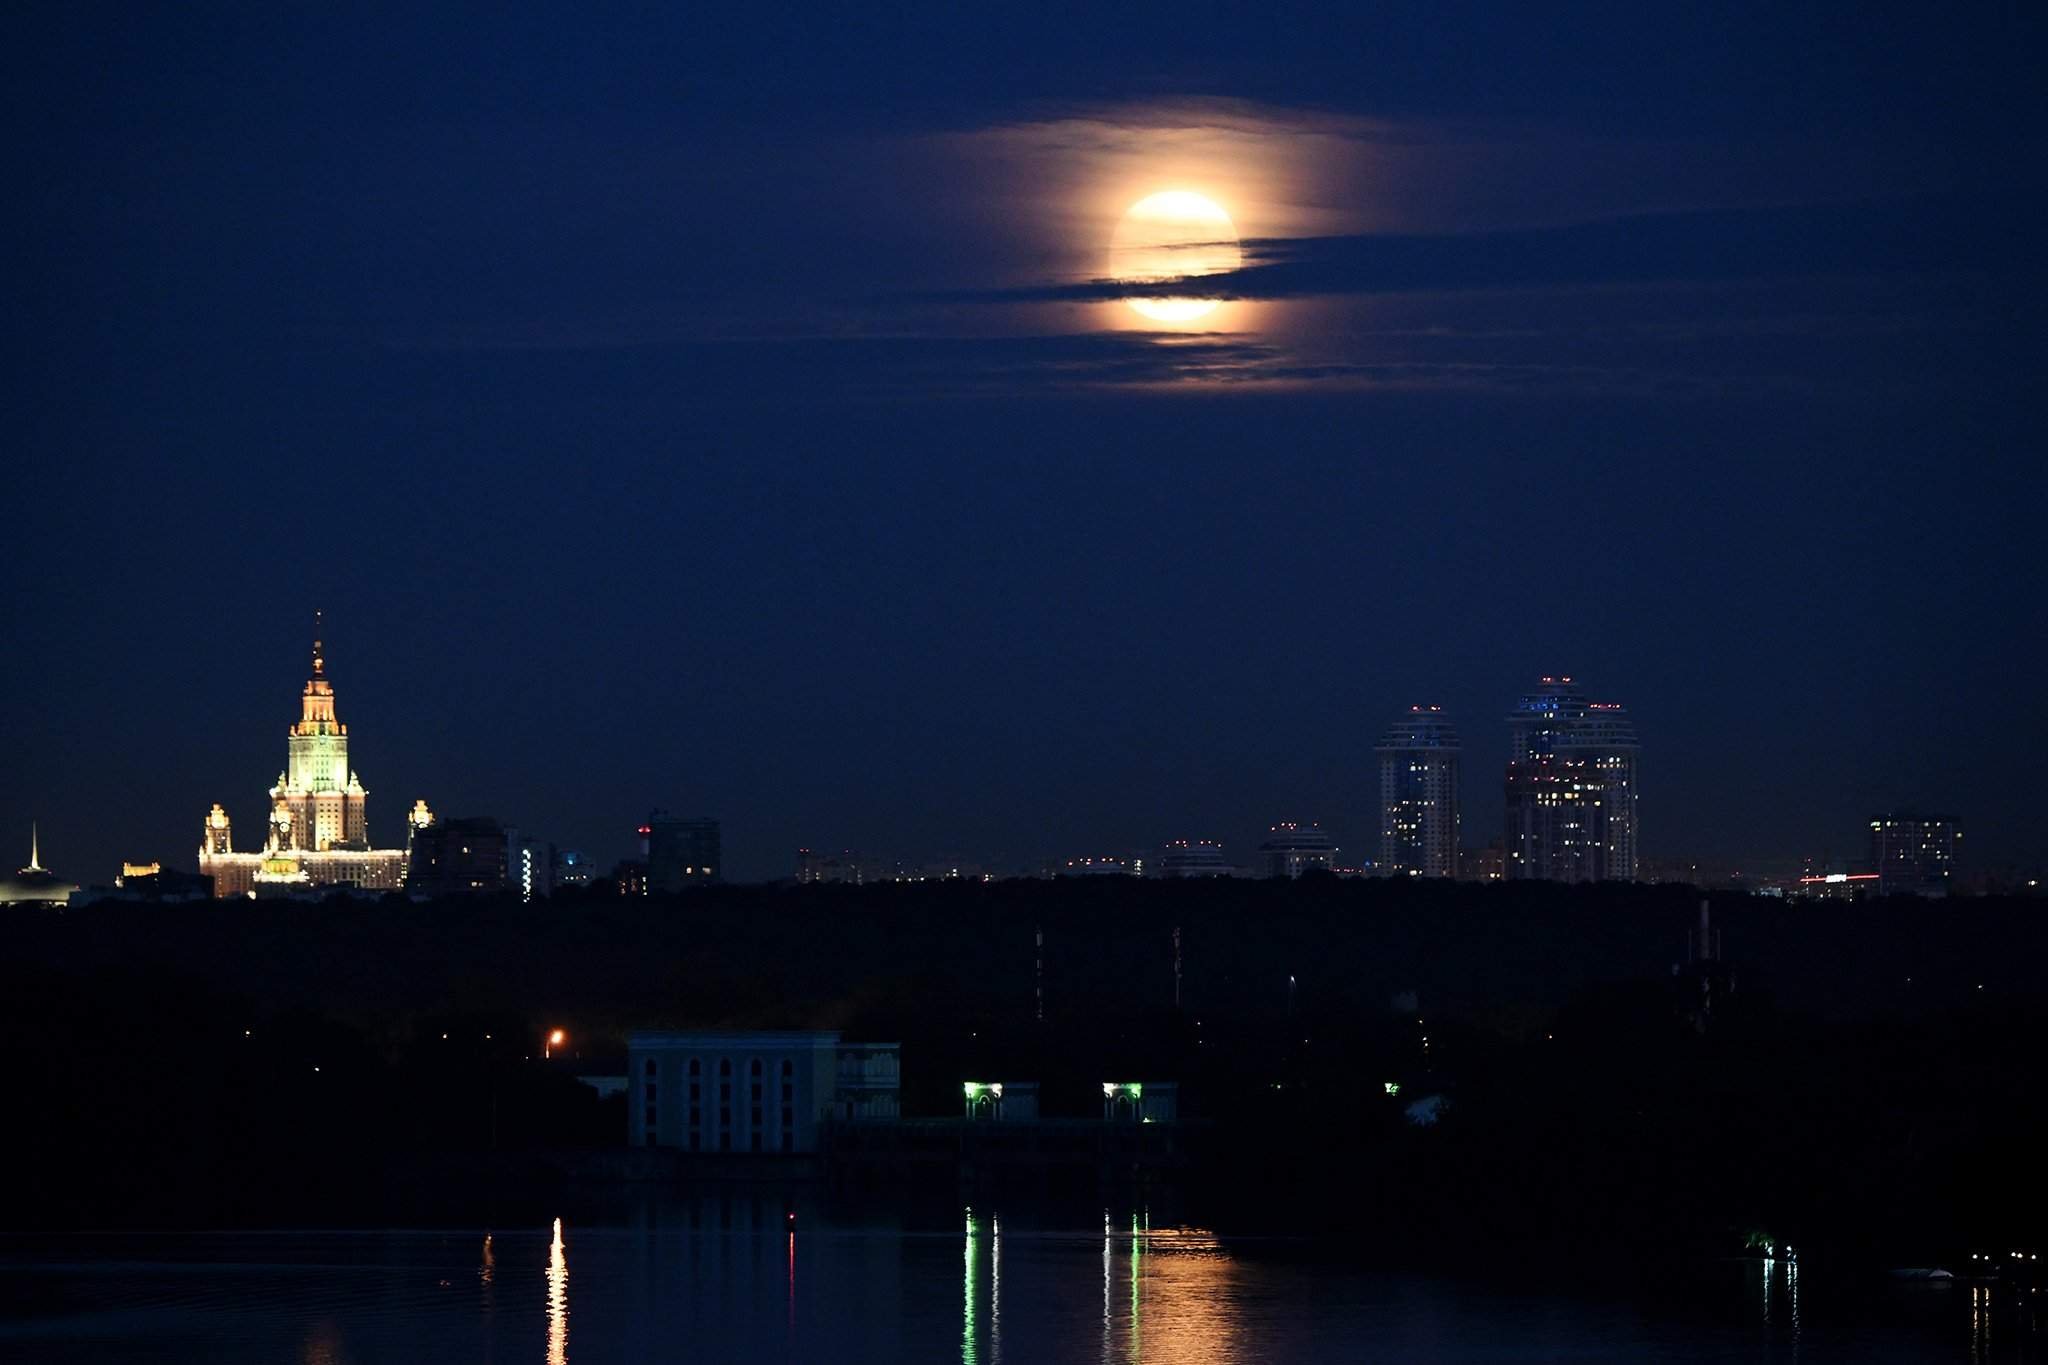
[1376,706,1461,877]
[1102,1081,1179,1122]
[0,823,78,906]
[1503,676,1640,882]
[199,621,420,897]
[512,833,553,902]
[962,1081,1039,1120]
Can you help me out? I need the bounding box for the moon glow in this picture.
[1108,191,1241,324]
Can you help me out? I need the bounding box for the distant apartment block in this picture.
[1156,839,1234,878]
[1871,812,1959,897]
[406,816,510,896]
[1503,676,1640,883]
[1258,822,1336,879]
[551,848,597,888]
[509,831,552,902]
[1376,705,1461,877]
[1460,841,1506,882]
[796,847,886,884]
[644,812,721,890]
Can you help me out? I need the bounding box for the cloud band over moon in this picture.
[958,194,2008,306]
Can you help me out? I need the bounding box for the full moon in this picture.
[1108,191,1241,324]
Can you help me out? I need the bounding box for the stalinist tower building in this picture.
[273,626,368,850]
[200,617,427,897]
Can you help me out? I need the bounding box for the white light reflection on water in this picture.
[546,1217,568,1365]
[1102,1209,1113,1365]
[1786,1251,1800,1345]
[960,1208,1001,1365]
[1753,1251,1803,1347]
[962,1210,973,1365]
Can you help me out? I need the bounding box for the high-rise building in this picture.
[200,618,421,897]
[1376,706,1461,877]
[1870,812,1959,897]
[1503,675,1640,883]
[646,812,721,890]
[1258,822,1336,878]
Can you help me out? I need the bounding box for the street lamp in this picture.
[546,1028,566,1060]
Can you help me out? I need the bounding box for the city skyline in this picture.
[5,7,2043,1356]
[5,6,2039,888]
[4,616,2011,887]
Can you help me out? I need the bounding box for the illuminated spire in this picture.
[312,609,325,679]
[26,821,41,872]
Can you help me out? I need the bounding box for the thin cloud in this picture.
[954,193,2010,305]
[385,324,1838,398]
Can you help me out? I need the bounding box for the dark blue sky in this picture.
[5,3,2043,882]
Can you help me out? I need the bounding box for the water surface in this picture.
[0,1200,2016,1362]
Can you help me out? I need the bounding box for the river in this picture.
[0,1197,2021,1361]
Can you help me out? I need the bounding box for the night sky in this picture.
[6,4,2043,884]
